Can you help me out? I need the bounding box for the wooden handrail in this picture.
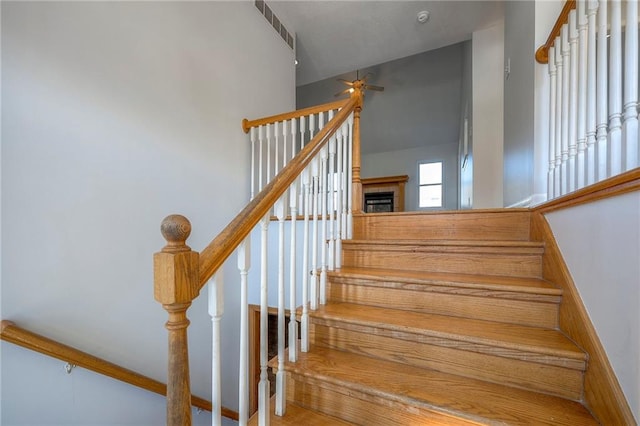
[536,0,576,64]
[242,98,350,133]
[199,96,359,288]
[0,320,238,420]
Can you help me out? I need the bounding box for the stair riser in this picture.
[353,211,531,241]
[328,281,559,328]
[342,250,543,278]
[286,372,479,426]
[310,323,585,400]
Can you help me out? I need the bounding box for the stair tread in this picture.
[311,303,586,364]
[285,346,598,425]
[345,239,545,248]
[248,395,355,425]
[329,267,561,295]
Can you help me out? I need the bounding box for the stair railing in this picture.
[536,0,638,200]
[154,90,363,426]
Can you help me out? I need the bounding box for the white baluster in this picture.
[300,167,311,352]
[327,127,337,272]
[576,1,588,189]
[548,45,558,200]
[340,120,348,246]
[561,26,570,195]
[289,118,296,162]
[586,0,598,185]
[251,127,256,200]
[309,113,316,145]
[310,154,319,311]
[209,270,224,426]
[299,115,306,152]
[288,181,298,362]
[266,123,272,184]
[274,121,280,175]
[336,122,347,269]
[609,0,623,175]
[347,113,354,239]
[555,38,564,197]
[237,239,250,426]
[319,111,330,306]
[258,125,265,192]
[568,10,579,192]
[274,197,286,416]
[623,0,639,170]
[282,120,288,169]
[258,215,270,426]
[597,0,609,180]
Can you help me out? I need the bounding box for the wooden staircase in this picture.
[255,210,600,425]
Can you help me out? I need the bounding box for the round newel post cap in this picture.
[160,214,192,251]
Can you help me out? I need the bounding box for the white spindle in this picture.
[549,46,558,199]
[319,110,331,306]
[327,128,337,272]
[586,0,598,185]
[289,118,296,163]
[300,167,311,352]
[237,240,250,426]
[258,125,265,192]
[266,123,272,184]
[274,121,280,175]
[597,0,609,180]
[555,38,564,197]
[288,182,298,363]
[300,114,316,149]
[335,122,346,269]
[609,0,623,175]
[347,113,354,239]
[258,216,270,426]
[275,197,286,416]
[623,0,639,170]
[208,270,224,426]
[310,153,319,311]
[568,10,579,192]
[282,120,288,169]
[577,1,588,189]
[561,26,570,195]
[251,127,256,200]
[340,120,348,246]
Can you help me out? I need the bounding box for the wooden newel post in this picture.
[154,215,200,426]
[351,86,364,213]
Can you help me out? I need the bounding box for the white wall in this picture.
[533,0,564,205]
[1,1,294,424]
[362,144,459,211]
[546,192,640,422]
[472,22,505,208]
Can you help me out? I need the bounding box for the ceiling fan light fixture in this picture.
[417,10,430,24]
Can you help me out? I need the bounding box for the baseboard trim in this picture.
[530,214,636,425]
[506,193,547,208]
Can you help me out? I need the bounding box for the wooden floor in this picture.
[251,210,601,425]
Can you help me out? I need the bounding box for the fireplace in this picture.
[361,175,409,213]
[364,192,394,213]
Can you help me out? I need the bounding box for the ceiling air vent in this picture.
[255,0,295,50]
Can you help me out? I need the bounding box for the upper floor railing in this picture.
[536,0,638,199]
[154,86,365,425]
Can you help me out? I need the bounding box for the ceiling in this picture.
[269,1,505,86]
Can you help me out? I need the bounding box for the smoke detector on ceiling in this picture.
[417,10,430,24]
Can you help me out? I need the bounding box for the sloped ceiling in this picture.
[269,0,504,86]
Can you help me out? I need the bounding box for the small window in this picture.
[419,161,443,208]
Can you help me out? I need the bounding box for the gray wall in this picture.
[504,0,536,206]
[1,2,294,423]
[459,40,473,209]
[297,44,465,210]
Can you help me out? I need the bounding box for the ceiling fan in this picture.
[334,70,385,97]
